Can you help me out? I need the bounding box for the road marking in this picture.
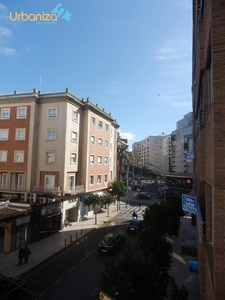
[91,286,99,295]
[68,267,75,273]
[80,257,86,263]
[106,221,115,231]
[53,278,62,285]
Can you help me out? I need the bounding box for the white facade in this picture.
[132,134,168,174]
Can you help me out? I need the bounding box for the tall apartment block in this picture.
[192,1,225,299]
[169,112,193,175]
[132,134,167,173]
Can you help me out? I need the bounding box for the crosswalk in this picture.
[118,205,146,220]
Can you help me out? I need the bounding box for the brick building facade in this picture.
[192,0,225,299]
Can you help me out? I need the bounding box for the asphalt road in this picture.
[21,211,142,300]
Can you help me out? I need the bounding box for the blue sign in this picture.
[182,194,197,214]
[184,150,194,162]
[189,260,199,272]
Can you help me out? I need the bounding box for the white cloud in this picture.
[119,131,136,141]
[0,3,8,20]
[0,46,15,56]
[106,81,125,95]
[156,37,191,61]
[0,4,16,56]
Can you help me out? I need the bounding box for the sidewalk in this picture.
[0,200,200,299]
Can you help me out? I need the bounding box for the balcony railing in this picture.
[31,186,62,194]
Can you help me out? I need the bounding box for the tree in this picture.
[109,179,127,211]
[82,194,104,225]
[117,143,130,179]
[102,194,116,217]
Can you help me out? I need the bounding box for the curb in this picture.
[21,212,119,279]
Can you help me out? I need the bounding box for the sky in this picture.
[0,0,192,149]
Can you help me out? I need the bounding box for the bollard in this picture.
[70,235,72,243]
[81,229,83,236]
[76,232,78,240]
[65,238,66,246]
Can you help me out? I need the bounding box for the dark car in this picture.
[137,192,151,200]
[126,219,143,233]
[0,276,26,299]
[98,233,125,254]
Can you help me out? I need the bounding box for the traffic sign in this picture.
[189,260,199,272]
[182,194,197,215]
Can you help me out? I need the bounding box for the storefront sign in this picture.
[40,202,61,216]
[16,215,30,226]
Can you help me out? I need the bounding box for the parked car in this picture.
[98,233,125,254]
[137,192,151,200]
[126,219,143,233]
[0,276,26,299]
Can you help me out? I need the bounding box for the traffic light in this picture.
[186,179,191,184]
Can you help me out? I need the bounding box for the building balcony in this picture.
[31,186,62,195]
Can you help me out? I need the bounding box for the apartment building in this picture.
[0,89,119,250]
[132,134,168,174]
[192,1,225,299]
[169,112,193,175]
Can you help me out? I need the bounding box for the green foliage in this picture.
[117,143,130,165]
[100,250,170,300]
[82,193,102,209]
[102,194,115,205]
[111,179,127,198]
[99,192,183,299]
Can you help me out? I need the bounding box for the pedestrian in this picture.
[18,246,25,266]
[23,245,32,264]
[139,201,141,209]
[170,279,179,300]
[126,199,129,206]
[179,285,189,300]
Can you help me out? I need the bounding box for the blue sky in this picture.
[0,0,192,149]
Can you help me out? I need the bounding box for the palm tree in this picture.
[117,142,130,179]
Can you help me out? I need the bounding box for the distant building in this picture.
[169,112,193,175]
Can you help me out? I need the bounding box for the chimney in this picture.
[66,88,69,93]
[14,90,18,95]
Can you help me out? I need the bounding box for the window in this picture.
[90,155,95,164]
[0,129,9,140]
[104,157,108,165]
[0,151,7,162]
[99,121,103,129]
[71,131,77,142]
[91,117,96,126]
[45,175,55,192]
[104,175,108,183]
[47,107,58,118]
[17,107,27,118]
[98,138,102,147]
[1,173,8,189]
[68,176,75,191]
[105,140,109,148]
[97,175,101,184]
[45,151,56,163]
[105,124,109,132]
[14,151,24,163]
[16,128,26,140]
[71,153,77,164]
[18,174,25,190]
[90,175,94,185]
[72,109,79,121]
[1,108,10,119]
[98,156,102,165]
[91,136,95,145]
[46,129,57,140]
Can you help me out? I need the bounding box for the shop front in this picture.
[33,202,62,241]
[61,196,80,228]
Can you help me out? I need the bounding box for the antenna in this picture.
[37,75,42,92]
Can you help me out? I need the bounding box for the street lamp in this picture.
[148,163,166,202]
